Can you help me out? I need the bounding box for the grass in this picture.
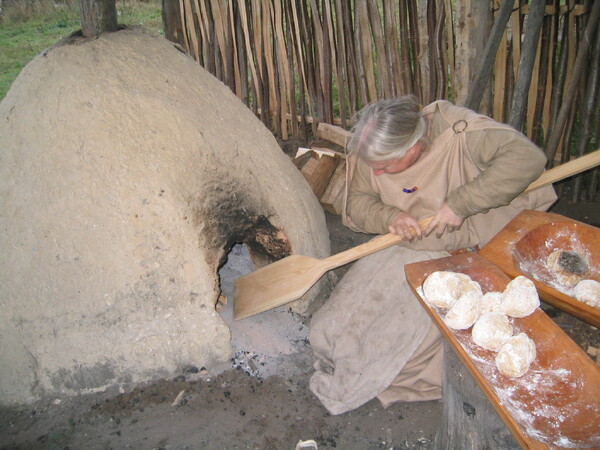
[0,0,163,101]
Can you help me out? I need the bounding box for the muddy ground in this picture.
[1,171,599,449]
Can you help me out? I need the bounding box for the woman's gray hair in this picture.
[347,95,426,161]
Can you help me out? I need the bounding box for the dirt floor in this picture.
[1,172,599,449]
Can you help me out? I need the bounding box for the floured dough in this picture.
[573,279,600,308]
[546,250,589,288]
[495,333,536,378]
[472,312,513,351]
[481,291,503,314]
[444,289,482,330]
[422,271,482,309]
[501,276,539,318]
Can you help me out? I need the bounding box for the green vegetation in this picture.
[0,0,163,100]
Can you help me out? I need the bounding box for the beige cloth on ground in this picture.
[377,319,444,407]
[309,246,447,415]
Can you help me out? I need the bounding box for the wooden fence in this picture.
[166,0,599,201]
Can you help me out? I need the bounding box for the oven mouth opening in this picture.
[216,240,310,379]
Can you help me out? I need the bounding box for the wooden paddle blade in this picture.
[233,254,327,320]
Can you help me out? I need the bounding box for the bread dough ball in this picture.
[501,276,539,318]
[495,333,536,378]
[481,291,503,314]
[422,271,482,309]
[472,312,513,351]
[546,250,589,288]
[444,290,482,330]
[573,279,600,308]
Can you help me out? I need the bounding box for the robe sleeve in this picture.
[346,158,402,235]
[446,128,547,218]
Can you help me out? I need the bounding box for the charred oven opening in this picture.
[212,205,308,378]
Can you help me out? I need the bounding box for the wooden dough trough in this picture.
[479,210,600,328]
[405,252,600,449]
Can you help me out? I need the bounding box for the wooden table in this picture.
[405,252,600,449]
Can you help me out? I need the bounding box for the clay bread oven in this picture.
[0,29,329,404]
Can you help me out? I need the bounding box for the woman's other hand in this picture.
[425,203,464,238]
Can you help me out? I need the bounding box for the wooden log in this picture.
[434,342,520,450]
[320,159,347,215]
[316,122,353,148]
[297,151,341,199]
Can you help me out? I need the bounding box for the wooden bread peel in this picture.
[233,149,600,320]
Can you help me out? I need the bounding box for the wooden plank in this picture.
[511,3,521,88]
[541,5,556,146]
[399,0,414,95]
[261,0,278,132]
[238,1,262,112]
[228,1,243,99]
[181,0,199,61]
[315,122,352,148]
[251,0,266,116]
[493,0,508,121]
[366,0,392,98]
[289,0,313,122]
[443,0,455,98]
[339,0,360,114]
[177,0,190,54]
[415,0,431,103]
[355,0,378,101]
[273,0,290,139]
[405,252,600,449]
[433,0,447,100]
[283,2,298,136]
[383,0,400,97]
[210,0,229,81]
[333,0,349,125]
[198,0,213,69]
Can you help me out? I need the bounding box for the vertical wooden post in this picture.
[162,0,185,47]
[466,0,514,112]
[544,0,600,162]
[453,0,492,107]
[508,0,545,131]
[79,0,117,38]
[434,343,519,449]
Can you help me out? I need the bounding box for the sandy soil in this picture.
[1,170,598,449]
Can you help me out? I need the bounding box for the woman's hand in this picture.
[425,203,464,238]
[388,211,422,241]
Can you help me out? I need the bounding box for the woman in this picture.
[309,96,556,415]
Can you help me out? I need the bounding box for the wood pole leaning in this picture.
[544,0,600,162]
